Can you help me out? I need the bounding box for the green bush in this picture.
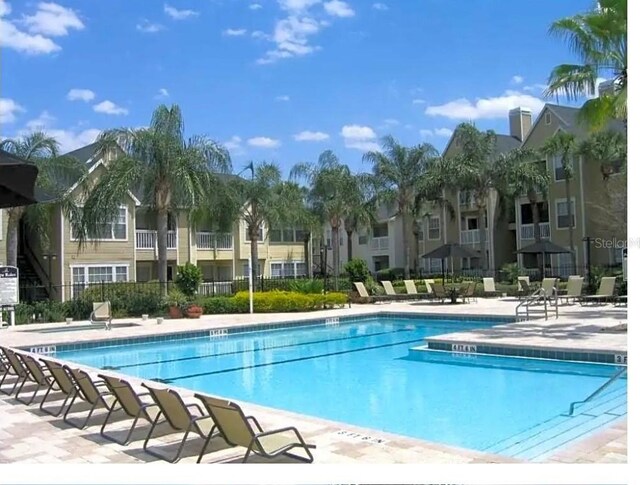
[73,282,166,318]
[501,263,524,285]
[344,258,370,283]
[9,301,68,325]
[175,263,203,297]
[288,279,324,294]
[376,267,405,281]
[199,296,246,314]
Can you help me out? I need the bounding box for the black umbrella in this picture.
[421,243,478,282]
[0,149,40,209]
[516,240,571,278]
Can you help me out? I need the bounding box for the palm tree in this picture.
[79,105,230,293]
[1,132,87,269]
[343,179,376,263]
[291,150,363,288]
[545,0,627,129]
[363,136,439,278]
[542,131,579,274]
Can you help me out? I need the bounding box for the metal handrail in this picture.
[568,367,627,415]
[515,286,559,321]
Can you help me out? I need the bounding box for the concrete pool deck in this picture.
[0,298,627,464]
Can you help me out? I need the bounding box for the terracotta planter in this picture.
[168,306,182,319]
[184,305,203,319]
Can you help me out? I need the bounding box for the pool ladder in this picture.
[567,366,627,415]
[515,287,559,321]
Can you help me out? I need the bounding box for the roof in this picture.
[64,142,101,168]
[493,134,521,156]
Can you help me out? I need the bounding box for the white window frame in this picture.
[551,154,574,182]
[70,264,130,297]
[270,260,306,278]
[427,258,442,273]
[427,215,440,240]
[555,198,576,230]
[242,261,262,277]
[269,226,305,243]
[244,222,264,243]
[358,231,368,245]
[71,206,128,242]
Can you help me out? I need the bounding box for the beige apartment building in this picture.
[2,143,308,301]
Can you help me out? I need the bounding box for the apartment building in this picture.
[7,143,308,301]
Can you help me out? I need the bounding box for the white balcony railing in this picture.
[136,229,177,250]
[196,232,233,250]
[370,236,389,250]
[459,191,477,207]
[460,229,480,245]
[520,222,551,240]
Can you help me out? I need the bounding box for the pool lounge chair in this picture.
[540,277,558,300]
[404,280,431,299]
[580,277,617,305]
[63,366,115,429]
[558,276,584,305]
[98,374,161,446]
[39,358,78,417]
[16,352,56,405]
[482,277,497,297]
[430,283,448,303]
[194,393,316,464]
[517,277,532,299]
[353,282,392,303]
[141,384,216,463]
[460,282,477,303]
[381,280,415,300]
[424,279,435,296]
[90,301,113,330]
[0,347,30,397]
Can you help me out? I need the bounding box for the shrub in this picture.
[501,263,524,285]
[288,279,324,294]
[199,296,246,314]
[174,263,203,297]
[344,258,370,283]
[376,267,405,281]
[72,282,166,319]
[230,290,348,313]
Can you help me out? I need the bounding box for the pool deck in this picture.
[0,298,627,464]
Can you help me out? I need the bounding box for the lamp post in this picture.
[237,163,255,314]
[582,236,593,293]
[42,252,57,299]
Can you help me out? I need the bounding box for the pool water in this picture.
[56,317,626,461]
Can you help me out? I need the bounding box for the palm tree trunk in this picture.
[402,212,411,279]
[565,177,576,274]
[346,229,353,262]
[478,202,488,271]
[250,235,259,289]
[156,209,169,295]
[5,207,24,267]
[303,232,311,277]
[530,195,543,278]
[331,225,340,290]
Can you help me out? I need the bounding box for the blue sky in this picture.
[1,0,592,175]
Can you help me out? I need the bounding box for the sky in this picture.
[0,0,594,175]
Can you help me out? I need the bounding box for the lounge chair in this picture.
[90,301,113,330]
[353,282,391,303]
[517,276,532,299]
[98,374,161,446]
[424,279,435,296]
[404,280,431,299]
[0,352,17,392]
[430,283,448,303]
[39,358,78,417]
[540,277,558,300]
[482,277,497,297]
[580,276,617,305]
[460,282,477,303]
[63,366,115,429]
[558,276,584,305]
[141,383,216,463]
[615,295,627,307]
[194,393,315,464]
[16,352,56,405]
[0,346,29,397]
[381,280,415,300]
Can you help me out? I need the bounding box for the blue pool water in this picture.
[56,317,626,461]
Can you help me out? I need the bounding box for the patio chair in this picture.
[558,276,584,305]
[381,280,415,300]
[0,346,30,397]
[63,366,115,429]
[39,358,78,417]
[194,393,315,464]
[404,280,431,299]
[482,277,497,297]
[430,283,448,303]
[16,352,57,405]
[580,277,617,305]
[540,277,559,300]
[461,282,477,303]
[90,301,113,330]
[517,276,532,299]
[98,374,161,446]
[353,282,391,303]
[424,279,435,295]
[615,295,627,307]
[141,383,216,463]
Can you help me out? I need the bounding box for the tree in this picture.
[291,150,364,288]
[545,0,627,129]
[343,178,376,263]
[1,132,87,270]
[79,105,230,293]
[363,136,439,278]
[542,131,579,273]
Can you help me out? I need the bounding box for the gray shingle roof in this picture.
[545,103,626,138]
[64,142,101,167]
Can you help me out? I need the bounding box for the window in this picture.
[270,261,305,278]
[551,154,573,181]
[427,258,442,273]
[372,223,388,238]
[555,252,572,277]
[71,265,129,297]
[270,227,305,243]
[459,191,474,206]
[325,229,332,248]
[427,216,440,240]
[295,262,307,277]
[556,199,576,229]
[242,262,262,277]
[358,231,368,245]
[544,112,552,125]
[72,207,127,241]
[245,224,264,242]
[418,230,424,242]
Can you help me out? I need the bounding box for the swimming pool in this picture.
[55,316,626,461]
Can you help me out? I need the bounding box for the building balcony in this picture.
[136,229,176,250]
[460,229,480,246]
[520,222,550,241]
[370,236,389,250]
[196,232,233,250]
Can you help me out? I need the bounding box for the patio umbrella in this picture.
[0,149,40,208]
[421,243,478,283]
[516,240,571,278]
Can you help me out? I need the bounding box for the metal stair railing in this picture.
[567,367,627,415]
[515,287,559,321]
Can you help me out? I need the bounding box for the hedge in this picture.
[200,290,348,314]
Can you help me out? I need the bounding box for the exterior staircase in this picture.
[17,254,49,302]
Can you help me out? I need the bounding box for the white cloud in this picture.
[419,129,433,138]
[22,2,84,37]
[589,77,609,99]
[293,130,329,141]
[523,83,547,93]
[24,110,56,130]
[93,100,129,115]
[324,0,355,17]
[412,98,426,105]
[155,88,170,99]
[0,0,10,17]
[18,110,100,152]
[421,127,453,138]
[248,136,281,148]
[223,135,244,153]
[136,20,164,33]
[341,124,380,151]
[249,3,263,10]
[67,88,95,102]
[275,95,290,102]
[278,0,321,11]
[164,3,199,20]
[425,90,545,120]
[223,28,247,36]
[251,30,270,39]
[511,75,524,85]
[372,2,388,10]
[0,97,24,123]
[383,118,399,125]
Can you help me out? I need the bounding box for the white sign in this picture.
[451,344,477,353]
[614,354,627,365]
[0,266,19,306]
[210,329,229,338]
[29,345,57,355]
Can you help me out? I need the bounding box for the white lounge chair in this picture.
[90,301,112,330]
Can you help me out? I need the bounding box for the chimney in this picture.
[598,79,615,97]
[508,107,532,141]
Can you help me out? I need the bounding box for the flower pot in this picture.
[156,317,164,325]
[184,305,203,319]
[169,306,182,319]
[65,318,73,325]
[141,314,149,321]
